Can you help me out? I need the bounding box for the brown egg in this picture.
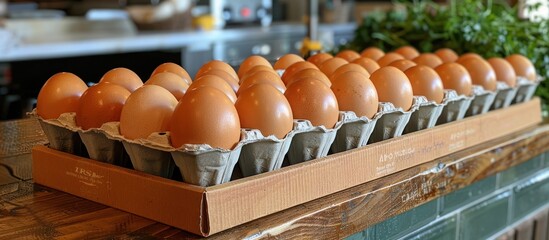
[76,83,130,130]
[285,78,339,128]
[394,46,420,60]
[377,52,405,67]
[487,57,517,87]
[145,72,189,100]
[281,61,319,85]
[404,65,444,103]
[274,54,304,70]
[319,57,348,77]
[37,72,88,119]
[335,50,361,62]
[120,85,177,140]
[241,65,278,82]
[307,52,334,67]
[456,57,497,91]
[369,66,414,110]
[196,60,238,81]
[458,53,483,62]
[287,68,331,87]
[237,55,272,78]
[198,69,239,93]
[330,63,370,83]
[435,48,458,63]
[352,57,381,74]
[99,67,143,92]
[413,53,443,68]
[360,47,385,61]
[331,71,378,119]
[389,59,417,71]
[151,62,192,85]
[505,54,537,81]
[238,70,286,95]
[434,63,473,96]
[235,84,293,139]
[189,75,237,103]
[170,86,240,149]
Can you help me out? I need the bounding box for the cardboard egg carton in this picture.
[513,77,540,104]
[34,109,302,187]
[97,124,245,187]
[367,98,421,144]
[436,90,473,125]
[286,119,343,165]
[37,114,83,155]
[237,129,295,177]
[31,75,540,188]
[331,111,378,153]
[78,128,129,167]
[32,98,543,236]
[465,85,497,117]
[170,143,242,187]
[491,82,518,110]
[403,96,444,134]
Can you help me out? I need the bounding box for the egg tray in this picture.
[32,78,540,187]
[237,130,295,177]
[367,98,420,144]
[331,111,378,154]
[513,77,541,104]
[465,85,496,117]
[491,82,518,110]
[403,96,444,134]
[286,119,343,165]
[34,111,342,187]
[32,99,544,237]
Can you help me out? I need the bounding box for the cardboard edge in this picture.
[31,145,210,237]
[201,191,210,236]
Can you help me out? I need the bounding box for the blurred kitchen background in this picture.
[1,0,544,120]
[0,0,396,120]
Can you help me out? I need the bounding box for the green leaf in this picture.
[344,0,549,108]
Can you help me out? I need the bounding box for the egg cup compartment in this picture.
[465,86,497,117]
[513,77,540,104]
[368,101,415,144]
[33,111,86,156]
[331,111,378,154]
[403,96,444,134]
[286,120,341,165]
[97,122,175,178]
[122,141,175,178]
[490,82,518,110]
[171,145,243,187]
[237,129,295,177]
[436,90,473,125]
[78,130,127,166]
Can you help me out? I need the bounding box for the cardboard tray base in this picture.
[32,98,543,236]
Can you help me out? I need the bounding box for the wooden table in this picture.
[1,118,548,239]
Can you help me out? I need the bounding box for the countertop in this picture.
[0,18,356,62]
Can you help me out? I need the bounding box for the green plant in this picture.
[341,0,549,110]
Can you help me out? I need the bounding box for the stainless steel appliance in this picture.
[197,0,272,28]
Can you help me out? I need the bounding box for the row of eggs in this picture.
[36,46,537,151]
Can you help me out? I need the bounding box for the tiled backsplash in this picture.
[347,151,549,240]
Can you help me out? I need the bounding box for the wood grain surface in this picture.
[0,118,548,239]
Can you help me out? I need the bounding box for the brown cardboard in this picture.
[32,98,542,236]
[32,148,207,235]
